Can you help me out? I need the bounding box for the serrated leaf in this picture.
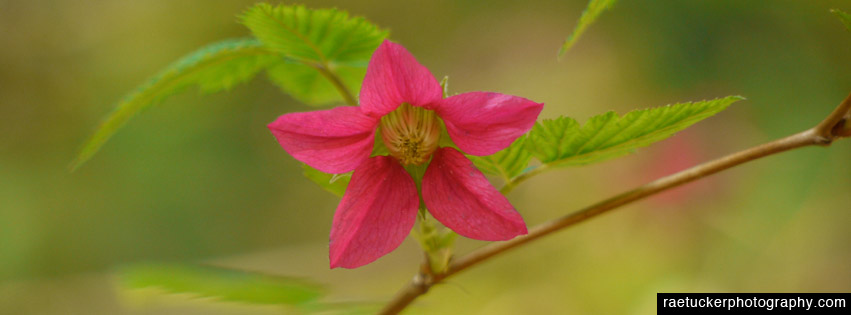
[119,263,324,305]
[266,61,366,105]
[241,4,388,67]
[241,4,386,106]
[302,164,351,197]
[558,0,617,58]
[831,9,851,32]
[526,96,743,167]
[71,38,278,170]
[469,136,532,181]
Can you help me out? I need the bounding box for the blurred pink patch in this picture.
[268,40,544,268]
[644,132,717,207]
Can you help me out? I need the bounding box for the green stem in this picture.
[310,62,358,106]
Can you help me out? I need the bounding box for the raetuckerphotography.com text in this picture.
[657,293,848,314]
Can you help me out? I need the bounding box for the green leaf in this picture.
[266,61,366,105]
[831,9,851,32]
[241,4,386,106]
[302,164,351,197]
[241,4,388,66]
[469,136,533,181]
[558,0,617,58]
[526,96,744,167]
[119,263,324,305]
[71,38,278,170]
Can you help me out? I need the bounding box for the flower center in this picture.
[379,103,441,166]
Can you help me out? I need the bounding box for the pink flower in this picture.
[268,40,543,268]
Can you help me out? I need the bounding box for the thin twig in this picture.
[379,92,851,314]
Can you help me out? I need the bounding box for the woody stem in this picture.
[378,92,851,315]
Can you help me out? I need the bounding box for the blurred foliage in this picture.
[119,263,325,305]
[0,0,849,314]
[832,9,851,32]
[559,0,617,58]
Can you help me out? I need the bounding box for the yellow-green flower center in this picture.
[379,103,440,166]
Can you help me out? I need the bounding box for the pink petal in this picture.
[359,40,442,117]
[329,156,419,268]
[268,106,377,174]
[436,92,543,156]
[422,147,527,241]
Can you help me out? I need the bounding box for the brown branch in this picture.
[380,258,434,315]
[378,92,851,315]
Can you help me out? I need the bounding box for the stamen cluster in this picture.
[379,103,440,165]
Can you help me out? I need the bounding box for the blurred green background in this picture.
[1,0,849,313]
